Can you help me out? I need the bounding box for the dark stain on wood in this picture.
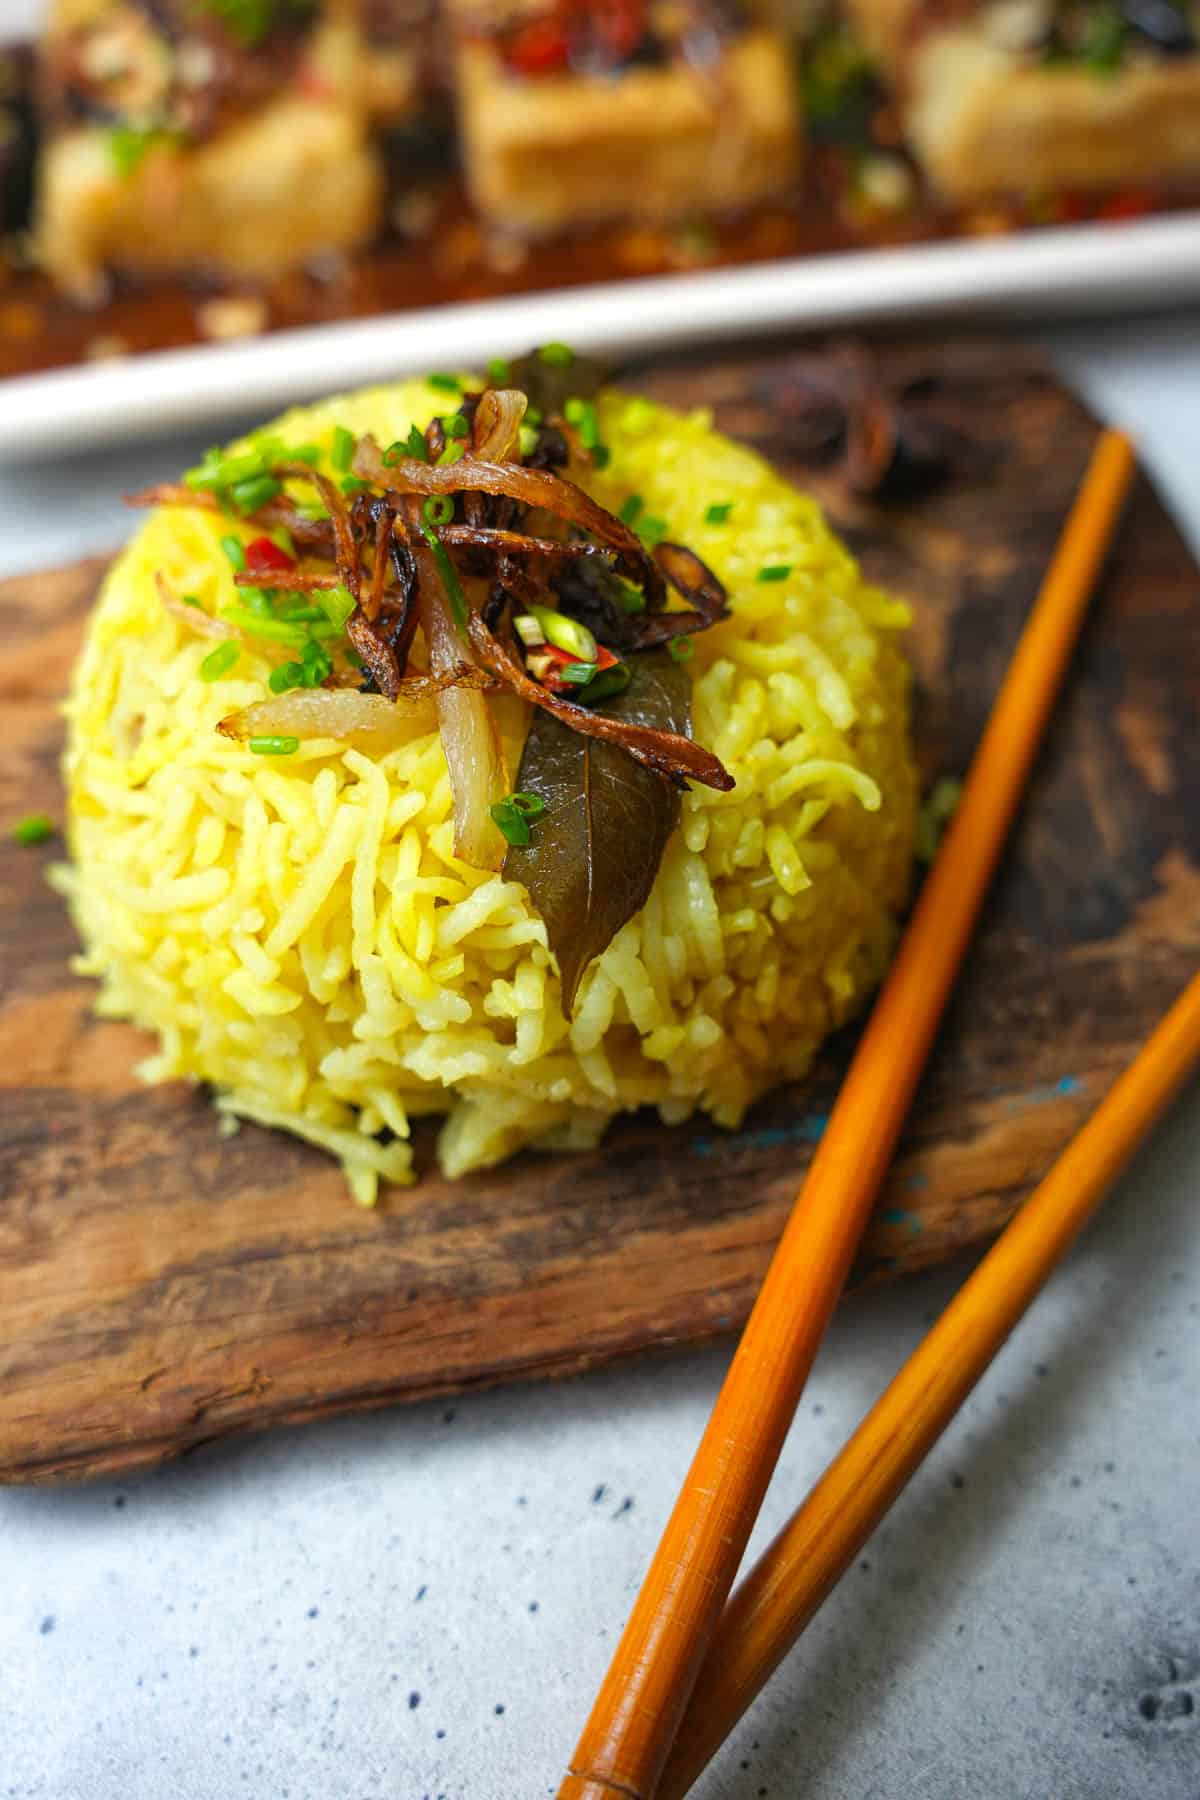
[1,338,1198,1484]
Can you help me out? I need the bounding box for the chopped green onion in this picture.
[340,476,372,495]
[757,564,792,583]
[269,663,304,693]
[108,124,178,180]
[248,736,300,757]
[590,445,611,471]
[428,372,462,393]
[181,594,204,609]
[667,635,695,663]
[220,535,247,571]
[490,791,546,846]
[11,813,54,847]
[230,474,282,514]
[331,425,355,472]
[530,606,597,662]
[287,445,323,466]
[441,413,469,439]
[619,494,644,525]
[560,660,598,686]
[199,641,241,682]
[280,604,327,622]
[486,357,512,385]
[417,518,469,641]
[239,587,272,616]
[577,661,631,703]
[438,442,465,466]
[517,424,539,459]
[564,397,599,445]
[538,342,574,368]
[613,578,646,614]
[637,515,669,549]
[318,584,356,629]
[221,609,310,642]
[271,527,297,558]
[705,502,734,524]
[523,405,544,427]
[299,642,333,687]
[423,495,454,526]
[514,613,545,647]
[384,426,429,465]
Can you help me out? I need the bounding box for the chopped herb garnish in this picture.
[539,342,575,368]
[221,609,324,642]
[705,502,734,524]
[487,357,512,385]
[591,445,611,471]
[423,495,454,526]
[667,636,695,662]
[288,446,322,467]
[384,426,429,465]
[523,405,544,427]
[331,426,355,472]
[418,517,469,639]
[564,397,599,446]
[614,578,646,614]
[12,813,54,847]
[181,594,204,609]
[490,791,546,846]
[280,603,327,622]
[757,564,792,583]
[230,474,282,515]
[108,124,179,180]
[319,584,356,629]
[578,660,632,703]
[428,372,462,393]
[269,662,304,693]
[340,476,372,496]
[199,641,240,682]
[637,515,669,549]
[220,535,247,571]
[560,661,599,685]
[619,494,644,525]
[441,414,469,439]
[248,735,300,756]
[517,424,540,459]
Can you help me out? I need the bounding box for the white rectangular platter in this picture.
[4,211,1199,462]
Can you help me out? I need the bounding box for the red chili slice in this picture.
[245,535,297,574]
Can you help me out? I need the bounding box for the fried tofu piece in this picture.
[451,16,802,236]
[35,2,383,298]
[37,98,382,300]
[847,0,1200,200]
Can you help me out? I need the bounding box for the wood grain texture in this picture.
[1,340,1197,1485]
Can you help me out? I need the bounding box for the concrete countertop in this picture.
[2,313,1197,1800]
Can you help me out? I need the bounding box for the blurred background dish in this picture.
[0,0,1197,456]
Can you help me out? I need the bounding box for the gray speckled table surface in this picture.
[1,314,1198,1800]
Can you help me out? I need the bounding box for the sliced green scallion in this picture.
[220,534,247,571]
[423,495,454,526]
[667,635,695,663]
[619,494,644,526]
[705,502,734,524]
[11,813,54,847]
[248,736,300,756]
[490,791,546,846]
[331,425,355,472]
[757,564,792,583]
[199,641,240,682]
[486,357,512,385]
[538,342,575,368]
[428,372,462,393]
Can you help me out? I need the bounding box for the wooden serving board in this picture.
[2,340,1198,1486]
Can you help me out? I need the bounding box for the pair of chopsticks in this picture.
[557,430,1200,1800]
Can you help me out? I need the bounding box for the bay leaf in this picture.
[503,650,689,1015]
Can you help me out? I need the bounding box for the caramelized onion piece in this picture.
[472,387,528,462]
[420,571,509,870]
[217,687,440,746]
[466,610,734,793]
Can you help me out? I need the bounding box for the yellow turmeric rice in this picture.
[61,377,917,1203]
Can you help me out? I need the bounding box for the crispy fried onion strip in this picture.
[353,436,667,609]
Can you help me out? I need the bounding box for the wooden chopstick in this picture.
[556,429,1137,1800]
[659,968,1200,1798]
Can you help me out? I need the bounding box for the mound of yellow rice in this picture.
[61,378,917,1203]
